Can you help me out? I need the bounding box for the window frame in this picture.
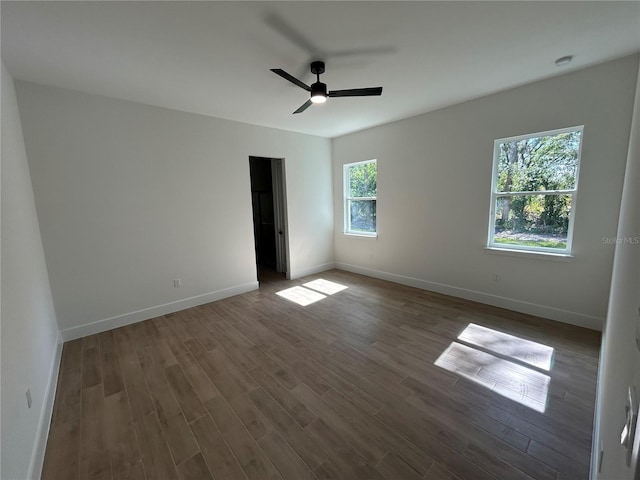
[344,159,377,237]
[487,126,584,255]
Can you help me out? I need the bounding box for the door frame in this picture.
[270,158,290,278]
[249,156,290,280]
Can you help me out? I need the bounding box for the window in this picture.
[344,159,377,236]
[488,127,583,254]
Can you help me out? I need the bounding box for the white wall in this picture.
[15,81,333,339]
[333,55,639,330]
[1,62,61,480]
[592,60,640,479]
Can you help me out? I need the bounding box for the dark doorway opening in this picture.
[249,157,288,284]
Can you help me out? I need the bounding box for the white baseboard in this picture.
[60,281,259,341]
[290,262,336,280]
[28,331,63,480]
[336,262,603,331]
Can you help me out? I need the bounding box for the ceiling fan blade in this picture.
[329,87,383,97]
[293,99,313,114]
[264,12,321,57]
[271,69,311,91]
[327,46,397,58]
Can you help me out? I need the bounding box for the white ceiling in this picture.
[2,1,639,138]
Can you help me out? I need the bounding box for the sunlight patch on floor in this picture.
[435,324,554,413]
[458,323,554,370]
[276,279,347,306]
[276,286,326,306]
[303,279,348,295]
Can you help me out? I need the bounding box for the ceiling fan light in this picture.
[310,82,327,103]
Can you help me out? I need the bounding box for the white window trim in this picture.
[344,159,377,237]
[484,246,574,262]
[486,126,584,255]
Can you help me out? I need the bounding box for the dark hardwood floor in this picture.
[41,269,600,480]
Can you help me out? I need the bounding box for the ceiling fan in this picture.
[271,61,383,114]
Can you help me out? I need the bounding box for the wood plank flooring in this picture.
[41,270,600,480]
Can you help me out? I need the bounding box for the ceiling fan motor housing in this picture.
[311,81,327,98]
[310,61,327,102]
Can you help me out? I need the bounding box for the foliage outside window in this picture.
[488,127,583,254]
[344,160,377,236]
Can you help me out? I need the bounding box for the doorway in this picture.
[249,156,288,284]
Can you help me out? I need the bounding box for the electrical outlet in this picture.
[26,389,32,409]
[174,279,182,288]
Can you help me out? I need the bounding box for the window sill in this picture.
[484,246,574,262]
[344,232,378,239]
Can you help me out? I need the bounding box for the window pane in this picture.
[349,200,376,233]
[493,194,571,249]
[349,162,377,197]
[496,130,581,192]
